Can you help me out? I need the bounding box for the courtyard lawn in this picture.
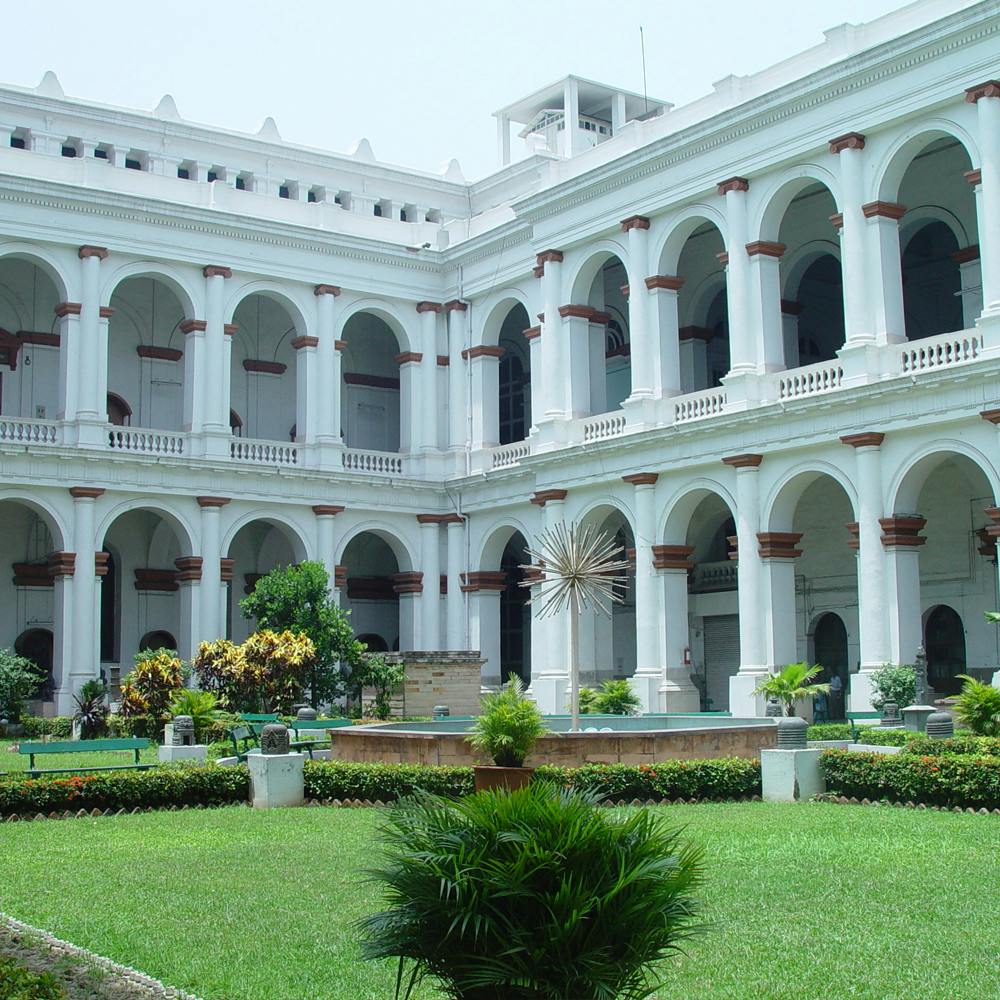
[0,744,161,775]
[0,803,996,1000]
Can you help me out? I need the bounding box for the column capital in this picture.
[444,299,468,312]
[620,214,651,231]
[652,544,694,570]
[461,571,507,593]
[416,301,443,314]
[441,513,465,524]
[622,473,658,487]
[78,245,109,260]
[840,432,885,448]
[333,565,347,588]
[862,201,906,221]
[965,80,1000,103]
[530,489,568,506]
[557,304,595,320]
[174,556,203,582]
[722,453,763,468]
[223,323,238,336]
[522,325,540,341]
[717,176,749,195]
[828,132,866,153]
[47,551,76,577]
[220,558,235,582]
[202,265,233,279]
[645,274,684,291]
[312,505,345,517]
[394,351,423,365]
[746,241,786,258]
[952,245,980,264]
[536,249,564,266]
[980,409,1000,425]
[757,532,803,559]
[98,306,114,319]
[180,319,207,334]
[965,168,982,186]
[416,513,451,524]
[461,345,504,361]
[830,212,844,230]
[54,302,82,318]
[95,552,111,576]
[69,486,105,499]
[392,571,423,594]
[196,496,231,508]
[879,515,926,548]
[313,283,341,296]
[846,522,859,550]
[291,336,319,350]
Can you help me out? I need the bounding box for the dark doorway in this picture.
[499,534,530,685]
[925,605,966,695]
[813,613,848,720]
[15,628,54,700]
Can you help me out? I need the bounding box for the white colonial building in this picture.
[0,0,998,717]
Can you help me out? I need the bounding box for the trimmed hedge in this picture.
[16,716,73,740]
[0,764,249,816]
[535,758,762,802]
[906,735,1000,757]
[854,727,911,746]
[819,750,1000,809]
[303,761,473,801]
[806,723,853,741]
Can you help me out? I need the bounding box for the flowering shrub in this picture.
[819,749,1000,809]
[118,648,184,719]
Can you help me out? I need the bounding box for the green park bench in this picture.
[239,713,280,735]
[287,718,354,757]
[18,737,152,778]
[846,711,882,741]
[227,724,259,761]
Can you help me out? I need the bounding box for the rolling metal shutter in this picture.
[703,614,741,712]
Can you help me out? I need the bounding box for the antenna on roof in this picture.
[640,26,649,115]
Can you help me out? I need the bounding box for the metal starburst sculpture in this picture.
[520,521,630,731]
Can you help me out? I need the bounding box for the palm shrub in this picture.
[593,678,641,715]
[360,782,704,1000]
[169,688,221,742]
[753,662,830,716]
[577,685,600,714]
[869,663,916,712]
[953,674,1000,736]
[73,679,109,739]
[466,675,547,767]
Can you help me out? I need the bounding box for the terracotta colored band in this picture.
[952,245,981,264]
[243,359,287,375]
[841,432,884,448]
[828,132,866,153]
[746,241,786,259]
[862,201,906,221]
[174,556,203,582]
[620,215,651,231]
[69,486,105,499]
[314,284,341,296]
[137,346,182,361]
[536,250,564,265]
[392,571,424,594]
[652,544,694,570]
[523,326,540,341]
[291,336,319,350]
[965,81,1000,103]
[54,302,82,318]
[444,299,468,312]
[530,489,568,506]
[757,532,803,559]
[78,245,109,260]
[717,177,749,195]
[645,275,684,291]
[461,571,507,593]
[462,346,504,361]
[394,351,423,365]
[196,496,231,508]
[416,301,443,313]
[47,552,76,577]
[722,454,763,468]
[965,168,982,186]
[203,265,232,279]
[623,473,658,486]
[312,505,345,517]
[180,319,207,334]
[830,213,844,230]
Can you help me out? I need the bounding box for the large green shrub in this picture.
[869,664,916,712]
[953,674,1000,736]
[0,956,66,999]
[356,653,405,720]
[17,716,73,739]
[0,764,249,816]
[806,723,854,741]
[577,678,641,716]
[907,734,1000,756]
[0,649,42,722]
[360,782,704,1000]
[819,750,1000,809]
[169,688,221,743]
[854,727,912,747]
[537,758,761,801]
[467,675,547,767]
[304,761,474,801]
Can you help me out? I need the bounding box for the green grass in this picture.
[0,802,996,999]
[0,745,161,775]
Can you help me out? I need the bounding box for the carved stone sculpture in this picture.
[261,723,290,755]
[172,716,195,746]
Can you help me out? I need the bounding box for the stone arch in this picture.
[335,521,416,573]
[101,262,198,318]
[477,290,533,348]
[96,499,196,556]
[888,442,999,514]
[574,495,637,538]
[335,299,411,353]
[0,492,67,550]
[224,282,310,335]
[781,241,843,301]
[477,518,534,572]
[898,205,973,252]
[753,167,842,243]
[875,121,980,203]
[0,243,71,304]
[660,479,737,544]
[567,242,629,304]
[763,463,859,532]
[654,206,728,276]
[221,510,311,564]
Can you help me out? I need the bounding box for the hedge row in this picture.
[302,761,474,800]
[819,750,1000,809]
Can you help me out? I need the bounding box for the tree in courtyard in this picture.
[241,561,364,706]
[0,648,42,722]
[754,662,830,717]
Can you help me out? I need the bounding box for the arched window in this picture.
[498,353,526,445]
[100,553,118,663]
[902,221,963,340]
[499,536,531,686]
[107,392,132,426]
[139,630,177,653]
[357,633,389,653]
[924,605,966,695]
[229,409,243,437]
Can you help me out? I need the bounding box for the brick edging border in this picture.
[1,913,204,1000]
[815,792,1000,814]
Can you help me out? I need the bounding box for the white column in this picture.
[725,455,766,715]
[312,504,342,584]
[314,285,341,449]
[416,302,441,452]
[746,242,786,372]
[842,433,889,710]
[470,588,503,684]
[718,179,754,375]
[758,534,802,669]
[525,325,543,433]
[56,302,82,422]
[202,266,232,457]
[466,347,502,449]
[73,246,108,445]
[293,335,318,447]
[967,83,1000,315]
[396,354,421,453]
[622,217,654,400]
[830,134,872,345]
[863,204,906,345]
[625,474,664,712]
[563,77,582,156]
[882,516,925,668]
[197,497,229,644]
[446,301,468,452]
[181,319,207,434]
[647,277,683,396]
[51,571,73,708]
[562,310,593,418]
[418,516,442,650]
[445,515,466,650]
[538,251,564,419]
[175,557,202,661]
[658,547,700,711]
[63,486,103,710]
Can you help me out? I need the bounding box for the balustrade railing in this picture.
[107,427,185,455]
[691,560,738,593]
[899,331,983,374]
[775,362,843,401]
[0,418,60,445]
[491,440,530,469]
[674,388,728,423]
[582,411,626,442]
[230,437,298,465]
[342,448,404,475]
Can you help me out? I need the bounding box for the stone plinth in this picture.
[157,744,207,764]
[760,748,824,802]
[902,705,935,732]
[381,652,484,717]
[247,751,305,809]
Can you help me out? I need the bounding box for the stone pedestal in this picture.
[729,672,765,717]
[247,751,305,809]
[902,705,935,732]
[528,673,568,714]
[157,744,208,764]
[760,748,824,802]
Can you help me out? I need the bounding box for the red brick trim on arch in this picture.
[461,571,507,593]
[312,505,345,517]
[78,245,109,260]
[174,556,203,582]
[558,304,594,320]
[220,558,235,582]
[392,572,424,594]
[196,496,231,508]
[862,201,906,221]
[223,324,238,336]
[965,80,1000,102]
[99,307,114,320]
[180,320,207,335]
[461,345,504,361]
[965,168,982,186]
[314,284,341,296]
[203,265,233,279]
[530,489,568,506]
[746,241,786,258]
[620,215,651,231]
[652,545,694,570]
[645,275,684,291]
[291,336,319,350]
[879,516,926,548]
[47,552,76,578]
[69,486,105,499]
[757,532,803,559]
[717,177,749,195]
[394,351,423,365]
[722,454,763,468]
[623,473,658,486]
[137,345,183,362]
[828,132,866,153]
[416,301,443,314]
[840,432,885,448]
[830,212,844,230]
[95,552,111,577]
[54,302,82,318]
[523,326,540,341]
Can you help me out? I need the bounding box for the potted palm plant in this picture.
[466,675,548,791]
[754,661,830,717]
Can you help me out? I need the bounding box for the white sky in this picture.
[4,0,917,179]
